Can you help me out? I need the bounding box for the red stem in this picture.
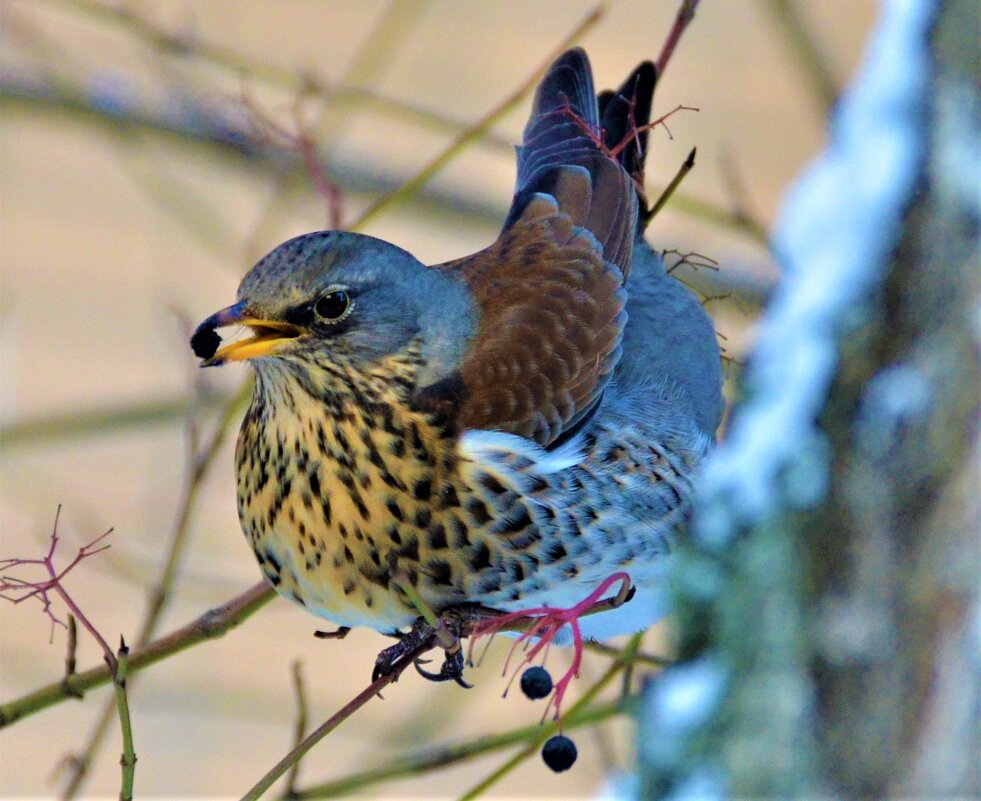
[50,582,117,673]
[656,0,701,77]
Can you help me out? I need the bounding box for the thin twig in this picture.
[60,380,251,798]
[47,0,511,148]
[668,191,769,244]
[295,0,432,198]
[0,79,772,251]
[0,393,228,449]
[0,509,116,666]
[762,0,839,114]
[348,4,605,231]
[285,661,309,797]
[60,613,84,700]
[254,601,636,799]
[718,148,766,239]
[647,147,697,223]
[64,614,78,679]
[455,634,642,801]
[113,638,136,801]
[391,574,455,649]
[663,249,720,276]
[240,670,407,801]
[288,698,630,799]
[269,0,428,229]
[0,510,139,797]
[0,581,275,728]
[237,85,344,228]
[583,640,673,668]
[656,0,702,77]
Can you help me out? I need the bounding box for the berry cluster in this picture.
[520,666,577,772]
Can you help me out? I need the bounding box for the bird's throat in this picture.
[234,347,469,630]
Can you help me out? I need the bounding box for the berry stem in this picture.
[456,632,643,800]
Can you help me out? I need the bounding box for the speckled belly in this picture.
[234,371,691,634]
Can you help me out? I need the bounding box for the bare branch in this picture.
[286,661,309,797]
[348,5,605,230]
[656,0,702,77]
[0,581,275,728]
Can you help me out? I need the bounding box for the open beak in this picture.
[191,301,305,367]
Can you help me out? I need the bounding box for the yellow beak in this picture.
[207,319,305,365]
[192,302,305,367]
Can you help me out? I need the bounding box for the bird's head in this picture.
[192,231,475,389]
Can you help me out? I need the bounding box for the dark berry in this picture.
[541,734,577,772]
[190,326,221,360]
[520,666,553,700]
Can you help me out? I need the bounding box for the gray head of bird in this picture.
[192,231,475,389]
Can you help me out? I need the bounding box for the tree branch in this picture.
[0,581,275,727]
[60,380,250,798]
[348,4,605,230]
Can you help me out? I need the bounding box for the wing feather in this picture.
[422,49,650,447]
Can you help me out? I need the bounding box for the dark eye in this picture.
[314,290,352,322]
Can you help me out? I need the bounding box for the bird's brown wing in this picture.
[420,49,639,447]
[429,193,628,447]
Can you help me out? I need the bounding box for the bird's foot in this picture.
[372,607,487,688]
[466,571,634,722]
[414,645,470,687]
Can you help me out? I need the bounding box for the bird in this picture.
[192,48,722,686]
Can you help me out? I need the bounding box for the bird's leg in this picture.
[410,605,503,687]
[378,574,494,688]
[372,606,499,688]
[372,616,436,682]
[411,607,472,688]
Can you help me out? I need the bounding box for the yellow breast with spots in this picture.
[234,350,476,631]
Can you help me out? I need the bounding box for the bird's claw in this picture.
[372,607,484,687]
[413,648,473,688]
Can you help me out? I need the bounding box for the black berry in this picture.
[541,734,577,772]
[520,666,553,700]
[191,326,221,360]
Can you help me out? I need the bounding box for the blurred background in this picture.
[0,1,877,797]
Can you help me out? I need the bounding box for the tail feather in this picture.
[598,61,657,220]
[527,48,598,131]
[506,49,636,278]
[599,62,657,172]
[501,48,724,440]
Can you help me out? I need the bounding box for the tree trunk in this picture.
[636,0,980,797]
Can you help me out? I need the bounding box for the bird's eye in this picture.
[314,290,352,323]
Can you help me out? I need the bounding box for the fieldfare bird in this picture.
[192,48,722,685]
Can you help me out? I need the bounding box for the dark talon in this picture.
[314,625,351,640]
[414,648,473,688]
[446,649,474,688]
[372,649,401,682]
[371,607,496,687]
[413,660,442,681]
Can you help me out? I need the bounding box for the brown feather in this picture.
[433,196,627,446]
